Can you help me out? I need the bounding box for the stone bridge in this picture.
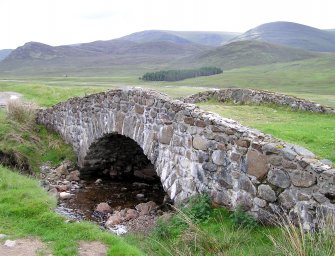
[37,88,335,229]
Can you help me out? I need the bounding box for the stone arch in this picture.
[37,88,335,230]
[81,132,157,181]
[38,89,192,202]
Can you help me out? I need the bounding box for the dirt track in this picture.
[0,237,107,256]
[0,92,22,107]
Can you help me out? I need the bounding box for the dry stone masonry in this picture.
[183,88,335,113]
[37,88,335,229]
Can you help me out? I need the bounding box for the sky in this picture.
[0,0,334,49]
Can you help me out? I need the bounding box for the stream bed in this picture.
[56,177,167,224]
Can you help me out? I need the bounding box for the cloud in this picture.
[83,10,115,20]
[0,0,334,49]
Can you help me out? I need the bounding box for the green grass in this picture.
[0,78,209,104]
[198,100,335,162]
[174,40,320,71]
[170,56,335,107]
[0,165,142,256]
[0,83,108,107]
[1,54,334,107]
[0,108,75,172]
[126,196,280,256]
[127,194,335,256]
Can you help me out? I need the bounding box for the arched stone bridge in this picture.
[37,88,335,228]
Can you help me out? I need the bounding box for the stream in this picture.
[55,176,167,225]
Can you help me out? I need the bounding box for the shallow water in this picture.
[56,177,166,223]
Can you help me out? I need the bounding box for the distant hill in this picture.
[229,22,335,52]
[170,31,240,46]
[0,49,12,62]
[325,29,335,35]
[0,38,209,76]
[0,24,332,76]
[121,30,238,46]
[175,40,320,70]
[120,30,192,44]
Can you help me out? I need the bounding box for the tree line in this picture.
[140,67,223,81]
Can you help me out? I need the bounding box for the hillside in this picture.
[229,21,335,52]
[170,31,240,46]
[121,30,239,46]
[0,39,209,76]
[0,49,12,62]
[175,40,320,70]
[120,30,192,44]
[0,23,333,76]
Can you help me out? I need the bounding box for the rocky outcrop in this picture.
[37,88,335,229]
[183,88,335,114]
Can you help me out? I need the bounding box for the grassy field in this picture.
[1,54,334,107]
[198,100,335,162]
[171,56,335,107]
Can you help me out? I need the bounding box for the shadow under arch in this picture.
[81,133,159,182]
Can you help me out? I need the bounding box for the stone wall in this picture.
[37,88,335,229]
[183,88,335,114]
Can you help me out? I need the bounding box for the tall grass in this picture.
[269,211,335,256]
[6,99,38,128]
[0,105,74,172]
[127,195,274,256]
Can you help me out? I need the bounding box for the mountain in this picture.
[121,30,239,46]
[325,29,335,35]
[0,24,331,76]
[120,30,192,44]
[0,49,12,62]
[169,31,240,46]
[229,22,335,52]
[0,38,210,76]
[175,40,320,70]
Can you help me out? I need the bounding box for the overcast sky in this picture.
[0,0,334,49]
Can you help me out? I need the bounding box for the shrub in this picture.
[183,193,213,223]
[230,207,258,229]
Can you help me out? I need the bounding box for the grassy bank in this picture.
[198,100,335,162]
[0,107,75,172]
[127,194,335,255]
[0,166,142,256]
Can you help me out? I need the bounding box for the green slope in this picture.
[174,40,320,70]
[169,55,335,107]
